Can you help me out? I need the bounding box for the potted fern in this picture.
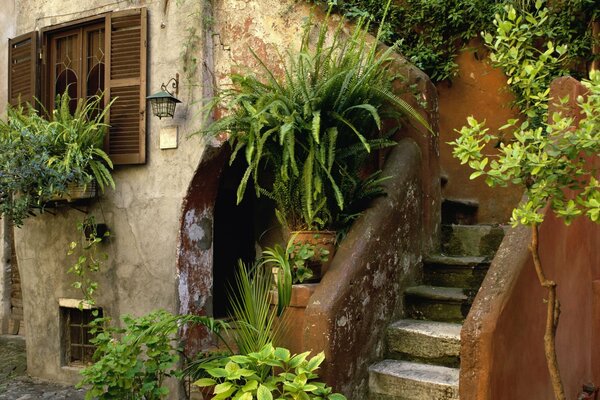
[203,10,429,277]
[0,93,115,226]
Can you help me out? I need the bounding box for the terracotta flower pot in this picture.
[290,230,336,279]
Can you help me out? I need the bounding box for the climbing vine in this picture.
[308,0,598,83]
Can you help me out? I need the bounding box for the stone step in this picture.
[442,198,478,225]
[424,255,490,289]
[405,285,474,323]
[369,359,459,400]
[387,319,461,368]
[441,223,506,257]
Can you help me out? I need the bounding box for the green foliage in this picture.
[79,310,228,400]
[193,343,347,400]
[0,93,114,226]
[261,234,328,315]
[452,2,599,227]
[483,1,568,125]
[202,6,428,231]
[228,262,280,355]
[67,216,110,309]
[309,0,597,83]
[451,71,600,227]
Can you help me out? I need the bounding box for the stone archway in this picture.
[176,145,228,352]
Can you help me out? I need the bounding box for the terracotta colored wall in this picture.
[460,78,600,399]
[437,40,522,224]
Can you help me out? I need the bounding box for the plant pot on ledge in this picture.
[50,181,98,203]
[290,230,336,280]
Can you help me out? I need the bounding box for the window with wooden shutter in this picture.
[8,32,38,108]
[105,8,147,165]
[8,8,148,166]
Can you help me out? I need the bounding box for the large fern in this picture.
[201,1,430,231]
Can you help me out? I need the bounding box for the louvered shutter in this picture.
[105,8,147,165]
[8,32,38,108]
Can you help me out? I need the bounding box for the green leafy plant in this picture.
[228,261,281,355]
[451,68,599,400]
[310,0,597,83]
[482,1,570,127]
[193,343,347,400]
[202,3,429,231]
[67,216,110,309]
[182,261,284,389]
[0,93,115,226]
[79,310,228,400]
[261,235,328,315]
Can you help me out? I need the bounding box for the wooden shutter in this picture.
[105,8,147,165]
[8,32,38,108]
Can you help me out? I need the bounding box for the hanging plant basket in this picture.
[50,181,98,203]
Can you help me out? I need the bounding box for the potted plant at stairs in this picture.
[202,9,430,279]
[0,92,115,226]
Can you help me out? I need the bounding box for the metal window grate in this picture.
[60,306,102,366]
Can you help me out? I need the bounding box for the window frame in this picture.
[27,8,148,165]
[45,22,106,113]
[59,305,103,367]
[40,13,110,115]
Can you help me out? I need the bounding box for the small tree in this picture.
[452,3,599,397]
[452,71,599,400]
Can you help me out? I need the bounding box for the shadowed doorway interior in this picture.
[212,157,256,318]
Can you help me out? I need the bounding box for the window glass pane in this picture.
[86,28,105,99]
[54,33,79,113]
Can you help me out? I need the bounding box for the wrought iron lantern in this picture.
[147,74,181,119]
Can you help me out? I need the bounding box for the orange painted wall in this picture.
[437,40,522,224]
[460,77,600,399]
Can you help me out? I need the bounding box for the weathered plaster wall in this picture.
[0,0,16,335]
[3,0,209,386]
[437,41,522,224]
[304,139,425,398]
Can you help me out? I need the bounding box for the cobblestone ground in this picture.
[0,335,85,400]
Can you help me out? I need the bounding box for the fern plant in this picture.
[203,4,430,231]
[0,92,114,225]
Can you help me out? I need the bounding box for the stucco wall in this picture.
[460,77,600,399]
[3,0,209,385]
[437,40,522,224]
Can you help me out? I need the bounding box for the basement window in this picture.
[60,304,102,366]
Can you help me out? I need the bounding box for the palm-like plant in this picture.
[204,6,430,231]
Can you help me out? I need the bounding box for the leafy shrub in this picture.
[0,93,114,225]
[310,0,597,83]
[79,310,227,400]
[194,343,346,400]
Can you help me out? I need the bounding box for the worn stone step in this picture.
[387,319,461,368]
[405,285,474,323]
[442,198,478,225]
[441,224,506,257]
[369,359,459,400]
[424,255,490,289]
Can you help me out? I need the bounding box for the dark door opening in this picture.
[212,157,256,318]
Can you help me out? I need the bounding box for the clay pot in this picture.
[290,230,336,279]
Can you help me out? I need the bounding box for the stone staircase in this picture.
[368,202,506,400]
